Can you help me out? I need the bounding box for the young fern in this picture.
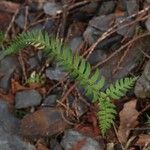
[0,31,137,135]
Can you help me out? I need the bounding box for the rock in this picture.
[28,55,40,69]
[89,14,115,32]
[0,56,20,90]
[145,18,150,32]
[15,90,42,109]
[69,36,83,53]
[0,99,20,133]
[20,108,69,138]
[0,126,35,150]
[61,130,104,150]
[43,2,62,16]
[50,139,63,150]
[126,0,139,16]
[116,16,136,37]
[134,60,150,99]
[45,67,66,81]
[42,94,58,107]
[83,14,122,50]
[146,0,150,3]
[98,1,116,15]
[0,99,34,149]
[15,13,25,29]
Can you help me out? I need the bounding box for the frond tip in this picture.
[106,77,138,100]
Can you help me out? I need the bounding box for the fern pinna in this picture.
[0,31,137,135]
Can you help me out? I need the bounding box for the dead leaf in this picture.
[136,134,150,146]
[118,99,139,144]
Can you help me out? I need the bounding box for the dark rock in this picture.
[83,14,120,50]
[43,2,62,16]
[134,60,150,99]
[45,67,66,81]
[20,108,69,138]
[0,99,20,134]
[88,50,106,65]
[69,36,83,53]
[0,126,35,150]
[72,100,88,118]
[116,16,137,37]
[126,0,139,16]
[61,130,104,150]
[15,90,42,109]
[0,56,20,90]
[98,1,116,15]
[0,100,34,149]
[50,139,63,150]
[89,14,115,31]
[42,94,58,107]
[28,56,40,69]
[145,18,150,32]
[15,13,25,29]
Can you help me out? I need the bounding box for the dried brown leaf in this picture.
[118,99,139,143]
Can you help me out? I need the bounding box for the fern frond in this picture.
[0,30,138,136]
[105,77,138,100]
[97,93,117,136]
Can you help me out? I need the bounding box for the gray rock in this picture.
[134,60,150,99]
[45,67,66,81]
[146,0,150,3]
[116,16,136,37]
[89,14,115,31]
[0,100,35,149]
[98,1,116,15]
[61,130,104,150]
[43,2,62,16]
[69,36,83,53]
[15,90,42,109]
[15,13,25,29]
[42,94,58,107]
[0,56,19,90]
[0,126,35,150]
[28,56,40,69]
[0,99,20,134]
[88,50,106,65]
[145,18,150,32]
[126,0,139,16]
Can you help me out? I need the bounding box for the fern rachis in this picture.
[0,31,137,135]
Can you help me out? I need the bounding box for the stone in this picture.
[15,13,25,29]
[69,36,83,53]
[28,55,40,69]
[146,0,150,3]
[45,67,66,81]
[0,99,35,149]
[0,126,35,150]
[15,90,42,109]
[134,60,150,99]
[98,1,116,15]
[43,2,62,16]
[42,94,58,107]
[0,99,20,134]
[145,18,150,32]
[61,130,104,150]
[126,0,139,16]
[0,56,20,90]
[20,108,69,138]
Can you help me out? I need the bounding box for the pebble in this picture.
[15,90,42,109]
[61,130,104,150]
[145,18,150,32]
[0,56,20,90]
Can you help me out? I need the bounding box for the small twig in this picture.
[4,9,19,39]
[23,5,29,31]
